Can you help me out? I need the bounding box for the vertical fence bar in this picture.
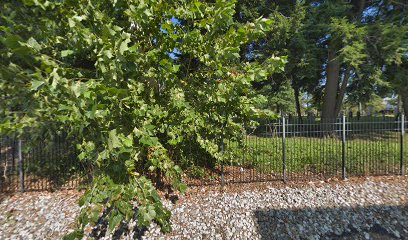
[401,114,405,176]
[342,115,347,180]
[0,139,2,192]
[220,134,225,188]
[18,140,24,192]
[282,116,287,182]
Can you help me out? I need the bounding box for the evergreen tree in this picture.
[235,0,407,119]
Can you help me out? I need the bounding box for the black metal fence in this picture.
[180,115,407,185]
[0,135,90,192]
[1,116,407,192]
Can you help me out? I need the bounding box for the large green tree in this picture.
[235,0,407,120]
[0,0,284,237]
[365,1,408,115]
[235,1,319,118]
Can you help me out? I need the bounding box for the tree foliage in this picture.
[235,0,407,117]
[0,0,285,237]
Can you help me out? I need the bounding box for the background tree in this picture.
[235,0,407,120]
[235,1,321,120]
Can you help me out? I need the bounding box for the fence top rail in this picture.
[257,118,404,124]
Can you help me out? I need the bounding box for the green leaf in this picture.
[99,150,109,160]
[139,135,158,146]
[144,205,156,222]
[119,39,131,55]
[125,159,135,171]
[232,52,240,59]
[159,59,169,66]
[68,18,75,27]
[63,230,83,240]
[104,49,113,59]
[108,129,122,150]
[178,183,188,194]
[173,165,182,174]
[172,65,180,73]
[3,35,21,49]
[108,214,123,231]
[27,37,41,51]
[61,50,74,57]
[89,205,102,224]
[122,137,133,147]
[78,152,86,161]
[78,195,87,207]
[31,80,44,91]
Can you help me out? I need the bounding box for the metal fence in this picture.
[180,115,407,186]
[0,135,90,192]
[1,116,407,192]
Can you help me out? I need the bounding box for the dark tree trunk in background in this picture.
[294,86,303,123]
[353,0,366,17]
[321,0,364,123]
[321,48,340,122]
[402,93,408,116]
[334,69,351,118]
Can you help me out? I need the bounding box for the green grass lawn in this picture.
[224,132,407,178]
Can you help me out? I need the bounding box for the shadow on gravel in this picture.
[254,205,408,240]
[0,193,13,204]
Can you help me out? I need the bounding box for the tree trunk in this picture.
[294,86,303,123]
[321,48,341,122]
[355,0,366,17]
[402,92,408,116]
[334,69,351,118]
[321,0,364,122]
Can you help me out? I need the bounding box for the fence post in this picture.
[401,114,405,176]
[282,116,287,183]
[18,140,24,192]
[342,115,347,180]
[220,134,225,188]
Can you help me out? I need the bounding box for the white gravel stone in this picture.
[0,177,407,239]
[143,177,408,239]
[0,190,81,239]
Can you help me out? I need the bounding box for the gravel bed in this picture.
[0,177,407,239]
[143,177,408,240]
[0,190,82,240]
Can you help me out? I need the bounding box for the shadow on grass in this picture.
[254,205,407,240]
